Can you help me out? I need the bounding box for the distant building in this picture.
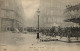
[0,0,24,32]
[38,0,61,28]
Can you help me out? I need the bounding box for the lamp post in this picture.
[36,9,40,39]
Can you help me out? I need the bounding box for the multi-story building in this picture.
[0,0,24,32]
[35,0,80,28]
[36,0,64,28]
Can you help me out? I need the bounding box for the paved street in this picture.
[0,32,80,51]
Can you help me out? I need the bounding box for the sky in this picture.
[21,0,39,27]
[20,0,80,27]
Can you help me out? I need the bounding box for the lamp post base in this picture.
[36,33,39,39]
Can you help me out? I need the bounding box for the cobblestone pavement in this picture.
[0,32,80,51]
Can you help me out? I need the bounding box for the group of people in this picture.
[40,27,80,39]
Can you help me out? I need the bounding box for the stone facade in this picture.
[0,0,24,32]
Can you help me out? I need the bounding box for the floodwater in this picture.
[0,32,80,51]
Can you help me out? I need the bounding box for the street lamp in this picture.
[36,9,40,39]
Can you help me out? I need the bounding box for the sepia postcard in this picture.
[0,0,80,51]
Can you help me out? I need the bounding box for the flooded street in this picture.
[0,32,80,51]
[0,0,80,51]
